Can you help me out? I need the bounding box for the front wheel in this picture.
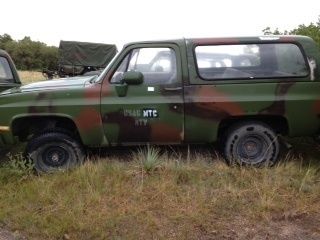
[223,122,280,166]
[26,132,85,173]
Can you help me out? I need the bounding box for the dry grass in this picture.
[0,142,319,239]
[18,71,46,84]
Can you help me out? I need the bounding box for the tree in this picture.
[262,27,288,35]
[290,20,320,47]
[0,33,58,70]
[263,16,320,47]
[0,34,13,48]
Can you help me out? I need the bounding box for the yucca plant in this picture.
[133,145,162,174]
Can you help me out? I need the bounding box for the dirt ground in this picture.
[0,229,16,240]
[209,214,320,240]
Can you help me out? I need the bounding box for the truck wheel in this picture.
[26,132,85,173]
[223,122,279,166]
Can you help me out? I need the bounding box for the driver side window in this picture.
[110,47,177,85]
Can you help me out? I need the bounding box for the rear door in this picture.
[101,43,184,145]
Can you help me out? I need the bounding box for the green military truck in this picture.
[57,41,117,77]
[0,49,21,91]
[43,41,117,79]
[0,36,319,172]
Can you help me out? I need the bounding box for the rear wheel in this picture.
[223,122,280,166]
[26,132,85,173]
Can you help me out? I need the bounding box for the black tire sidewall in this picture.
[224,122,279,166]
[26,132,84,173]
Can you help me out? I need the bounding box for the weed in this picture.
[133,145,162,174]
[0,153,34,183]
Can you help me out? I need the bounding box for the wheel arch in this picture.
[217,115,289,140]
[11,114,82,142]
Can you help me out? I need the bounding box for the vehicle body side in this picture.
[0,36,319,148]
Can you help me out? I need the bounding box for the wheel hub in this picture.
[51,153,59,162]
[237,135,267,164]
[244,141,259,156]
[42,146,69,167]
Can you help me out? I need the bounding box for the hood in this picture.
[0,75,97,95]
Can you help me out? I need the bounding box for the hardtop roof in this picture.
[123,35,312,47]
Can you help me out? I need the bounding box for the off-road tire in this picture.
[26,132,85,173]
[224,121,280,166]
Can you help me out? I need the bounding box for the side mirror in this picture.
[115,71,144,97]
[122,71,144,85]
[115,83,128,97]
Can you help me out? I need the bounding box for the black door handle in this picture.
[164,87,182,91]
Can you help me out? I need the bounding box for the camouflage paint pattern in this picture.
[0,36,319,147]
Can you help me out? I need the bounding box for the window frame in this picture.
[108,45,179,85]
[193,42,310,82]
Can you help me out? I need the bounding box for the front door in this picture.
[101,44,184,145]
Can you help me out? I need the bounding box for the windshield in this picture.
[94,51,122,83]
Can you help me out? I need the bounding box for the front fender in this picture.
[10,113,108,147]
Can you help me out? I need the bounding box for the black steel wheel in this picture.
[26,132,85,173]
[224,121,280,166]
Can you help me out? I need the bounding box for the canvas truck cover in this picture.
[58,41,117,68]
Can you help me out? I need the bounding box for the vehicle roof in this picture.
[123,39,185,48]
[124,35,313,47]
[188,35,313,45]
[0,49,10,57]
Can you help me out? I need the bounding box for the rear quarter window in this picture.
[195,43,309,80]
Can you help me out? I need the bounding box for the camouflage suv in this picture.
[0,36,319,172]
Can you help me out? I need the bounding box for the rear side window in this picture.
[195,43,309,80]
[0,57,14,82]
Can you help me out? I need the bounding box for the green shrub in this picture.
[133,146,162,173]
[0,153,34,183]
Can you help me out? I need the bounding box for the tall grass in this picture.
[0,143,319,239]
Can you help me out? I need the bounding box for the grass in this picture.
[18,71,48,84]
[0,142,319,239]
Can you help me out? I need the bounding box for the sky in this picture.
[1,0,319,49]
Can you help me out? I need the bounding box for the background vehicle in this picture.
[43,41,117,79]
[0,36,319,172]
[0,49,21,91]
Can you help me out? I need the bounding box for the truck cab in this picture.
[0,49,21,91]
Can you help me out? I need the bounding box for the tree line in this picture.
[0,34,58,71]
[263,16,320,47]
